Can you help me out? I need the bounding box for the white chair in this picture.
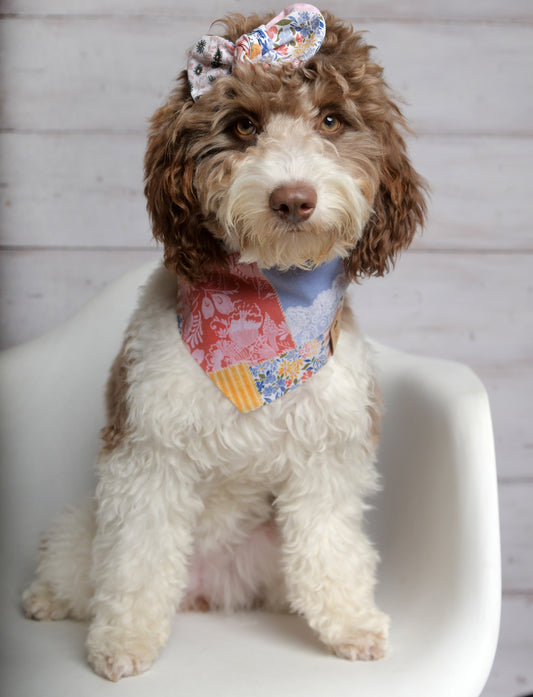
[0,263,500,697]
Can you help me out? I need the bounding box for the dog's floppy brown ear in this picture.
[345,106,427,280]
[144,75,226,283]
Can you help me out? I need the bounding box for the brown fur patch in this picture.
[99,342,132,452]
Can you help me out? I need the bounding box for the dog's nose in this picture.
[269,183,317,224]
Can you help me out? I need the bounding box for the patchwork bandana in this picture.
[177,255,348,413]
[187,4,326,101]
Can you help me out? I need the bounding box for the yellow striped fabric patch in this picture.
[209,363,263,413]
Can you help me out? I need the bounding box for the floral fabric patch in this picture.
[249,330,331,405]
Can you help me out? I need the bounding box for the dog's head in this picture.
[144,8,427,283]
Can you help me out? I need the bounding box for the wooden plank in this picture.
[370,21,533,136]
[481,594,533,697]
[0,16,202,132]
[2,0,532,22]
[1,18,531,135]
[0,132,150,248]
[2,132,531,251]
[409,136,533,252]
[0,248,160,349]
[499,483,533,592]
[353,252,533,370]
[481,367,533,483]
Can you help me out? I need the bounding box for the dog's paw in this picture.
[332,629,388,661]
[86,624,161,682]
[87,648,153,682]
[22,581,69,621]
[327,609,390,662]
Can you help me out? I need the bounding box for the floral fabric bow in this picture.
[187,4,326,101]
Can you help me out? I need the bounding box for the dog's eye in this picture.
[234,118,257,138]
[320,115,342,134]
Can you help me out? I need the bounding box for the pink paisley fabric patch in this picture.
[178,259,295,375]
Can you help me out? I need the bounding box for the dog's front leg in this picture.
[86,444,200,681]
[276,460,390,661]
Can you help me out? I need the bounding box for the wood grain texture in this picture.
[0,132,149,247]
[2,0,532,21]
[3,133,531,250]
[499,483,533,592]
[1,18,532,135]
[409,136,533,251]
[0,248,160,348]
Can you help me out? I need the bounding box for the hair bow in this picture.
[187,4,326,101]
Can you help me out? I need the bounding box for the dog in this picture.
[22,4,426,682]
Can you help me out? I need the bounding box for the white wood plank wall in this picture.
[1,1,531,694]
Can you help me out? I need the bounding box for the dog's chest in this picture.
[194,468,276,546]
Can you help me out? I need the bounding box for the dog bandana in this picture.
[187,4,326,100]
[177,255,348,412]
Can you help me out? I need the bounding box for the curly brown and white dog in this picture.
[23,4,426,682]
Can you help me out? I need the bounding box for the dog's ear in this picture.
[345,104,427,281]
[144,75,226,283]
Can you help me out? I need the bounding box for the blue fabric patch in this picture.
[261,258,345,310]
[261,259,347,345]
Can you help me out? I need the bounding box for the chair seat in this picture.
[0,262,500,697]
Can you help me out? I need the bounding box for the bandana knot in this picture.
[187,4,326,100]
